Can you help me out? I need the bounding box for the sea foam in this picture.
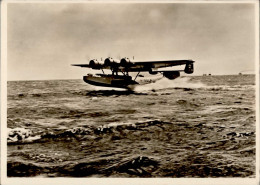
[134,77,206,92]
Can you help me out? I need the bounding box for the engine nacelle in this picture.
[120,57,133,67]
[163,71,180,79]
[104,57,120,67]
[89,59,102,69]
[184,63,194,74]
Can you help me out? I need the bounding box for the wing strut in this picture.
[134,71,141,81]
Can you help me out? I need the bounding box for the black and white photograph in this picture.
[1,0,259,185]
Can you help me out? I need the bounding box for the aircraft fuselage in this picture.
[83,74,138,88]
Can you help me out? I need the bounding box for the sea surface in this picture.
[7,75,256,177]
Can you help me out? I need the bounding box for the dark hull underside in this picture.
[83,75,139,89]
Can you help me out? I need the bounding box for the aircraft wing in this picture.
[71,64,91,67]
[71,64,111,70]
[120,59,194,72]
[72,59,195,72]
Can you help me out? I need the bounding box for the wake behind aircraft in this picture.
[72,57,195,89]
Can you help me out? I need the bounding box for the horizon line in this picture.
[6,73,256,82]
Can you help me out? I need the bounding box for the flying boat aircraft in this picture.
[72,57,195,89]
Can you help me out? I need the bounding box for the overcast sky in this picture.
[7,2,256,80]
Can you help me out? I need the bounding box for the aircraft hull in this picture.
[83,75,138,89]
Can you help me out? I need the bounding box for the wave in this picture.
[8,118,255,145]
[8,155,160,177]
[7,120,171,144]
[8,77,255,99]
[133,77,255,92]
[205,84,255,91]
[7,128,41,144]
